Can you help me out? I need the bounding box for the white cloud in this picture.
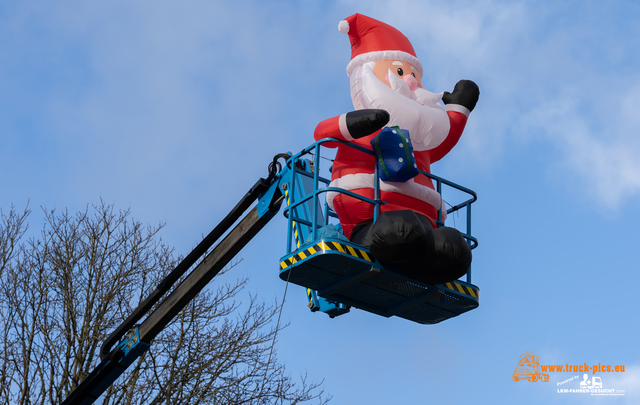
[341,0,640,210]
[521,88,640,211]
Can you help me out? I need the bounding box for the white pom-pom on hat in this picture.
[338,20,349,34]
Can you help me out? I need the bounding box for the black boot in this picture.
[416,226,472,285]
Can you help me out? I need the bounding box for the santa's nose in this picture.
[403,74,418,91]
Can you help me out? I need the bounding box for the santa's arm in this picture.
[314,109,389,145]
[428,108,468,163]
[429,80,479,163]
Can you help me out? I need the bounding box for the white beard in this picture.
[350,62,450,151]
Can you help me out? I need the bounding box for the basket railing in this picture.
[283,138,478,283]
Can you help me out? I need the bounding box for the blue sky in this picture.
[2,0,640,403]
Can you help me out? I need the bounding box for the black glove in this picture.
[345,109,390,139]
[442,80,480,113]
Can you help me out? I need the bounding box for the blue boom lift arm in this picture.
[61,154,292,405]
[62,138,480,404]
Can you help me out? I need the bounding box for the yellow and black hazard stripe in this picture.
[443,281,479,299]
[284,188,302,249]
[280,240,373,270]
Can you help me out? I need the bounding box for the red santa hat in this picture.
[338,13,423,78]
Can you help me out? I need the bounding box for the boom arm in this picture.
[62,156,288,405]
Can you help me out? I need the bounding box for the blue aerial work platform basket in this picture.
[277,139,479,324]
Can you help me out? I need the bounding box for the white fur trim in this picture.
[338,113,354,141]
[349,65,366,110]
[338,20,349,34]
[347,50,423,78]
[326,173,441,211]
[445,103,471,117]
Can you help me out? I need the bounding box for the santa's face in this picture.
[350,61,450,151]
[373,60,423,89]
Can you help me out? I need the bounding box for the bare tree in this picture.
[0,202,328,405]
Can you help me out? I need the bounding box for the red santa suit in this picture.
[314,14,473,240]
[315,106,469,239]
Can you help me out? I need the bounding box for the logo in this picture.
[557,374,626,396]
[578,373,602,389]
[512,351,627,396]
[512,351,549,383]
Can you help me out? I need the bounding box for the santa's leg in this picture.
[404,213,471,284]
[351,210,434,265]
[422,225,472,285]
[351,210,471,285]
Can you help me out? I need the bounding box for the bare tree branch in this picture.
[0,202,329,404]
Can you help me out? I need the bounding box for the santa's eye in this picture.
[397,68,404,76]
[411,72,416,78]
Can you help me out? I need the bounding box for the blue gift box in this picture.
[370,126,419,182]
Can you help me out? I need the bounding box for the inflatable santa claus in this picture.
[314,13,480,285]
